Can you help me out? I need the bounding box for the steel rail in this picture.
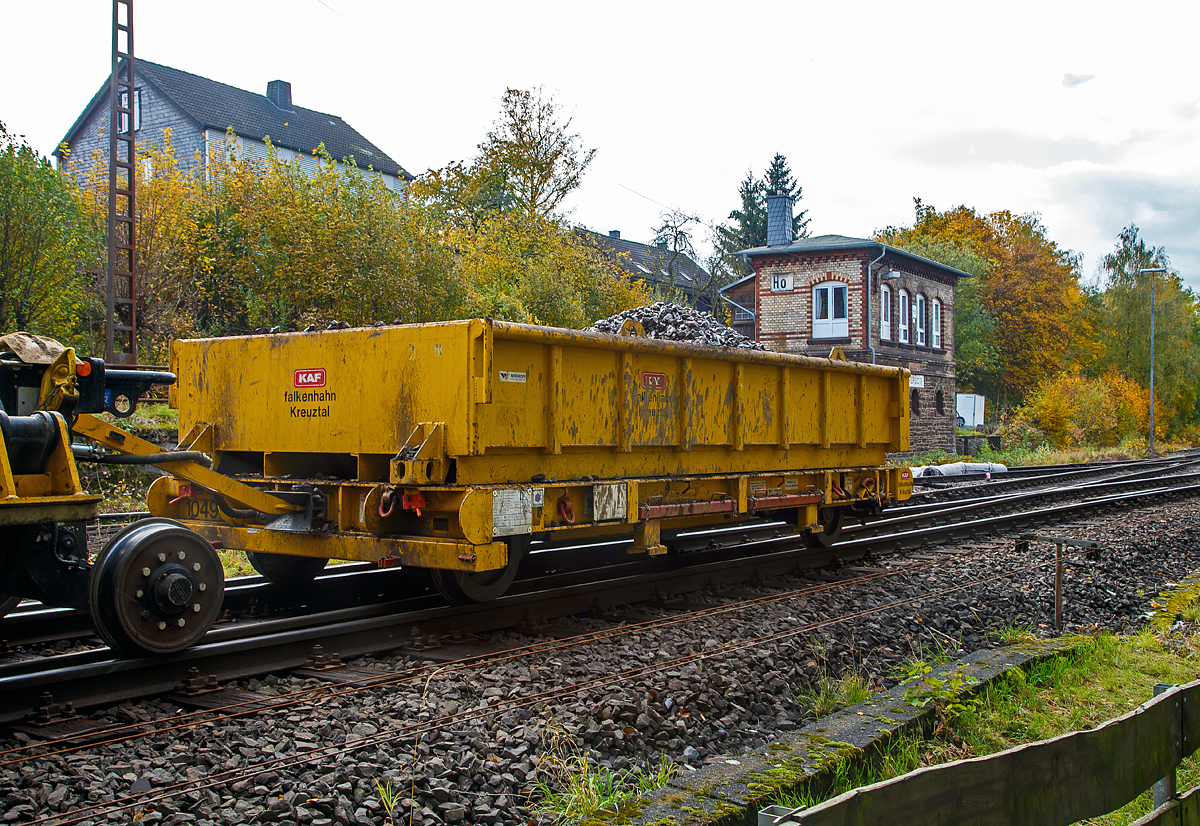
[4,459,1198,656]
[3,475,1199,723]
[895,458,1198,518]
[848,465,1200,540]
[914,452,1195,487]
[12,548,1122,826]
[910,455,1196,502]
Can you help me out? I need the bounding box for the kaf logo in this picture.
[294,368,326,388]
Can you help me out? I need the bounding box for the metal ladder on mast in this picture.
[107,0,138,365]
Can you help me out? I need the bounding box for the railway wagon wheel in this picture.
[431,537,528,604]
[805,507,845,548]
[89,518,225,656]
[0,596,21,618]
[246,552,328,586]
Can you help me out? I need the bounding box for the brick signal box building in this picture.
[725,195,969,455]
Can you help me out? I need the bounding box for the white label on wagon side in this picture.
[493,488,533,537]
[499,371,527,383]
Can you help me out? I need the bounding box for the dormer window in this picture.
[812,281,848,338]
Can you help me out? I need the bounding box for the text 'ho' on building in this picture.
[721,194,971,455]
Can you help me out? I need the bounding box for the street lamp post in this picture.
[1140,268,1168,456]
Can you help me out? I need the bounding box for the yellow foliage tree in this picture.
[878,201,1087,405]
[1015,369,1150,448]
[412,87,647,327]
[1,123,103,346]
[56,88,646,357]
[184,134,459,337]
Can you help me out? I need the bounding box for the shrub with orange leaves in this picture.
[1015,369,1150,448]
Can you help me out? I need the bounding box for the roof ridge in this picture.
[58,58,411,181]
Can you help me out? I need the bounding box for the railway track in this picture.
[5,488,1199,826]
[4,456,1199,725]
[7,455,1193,653]
[909,453,1200,502]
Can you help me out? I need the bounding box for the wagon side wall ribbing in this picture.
[170,320,908,484]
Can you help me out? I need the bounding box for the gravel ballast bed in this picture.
[5,498,1200,825]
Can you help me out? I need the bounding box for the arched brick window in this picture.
[880,284,892,340]
[932,298,942,348]
[812,281,848,338]
[910,389,921,416]
[936,389,945,415]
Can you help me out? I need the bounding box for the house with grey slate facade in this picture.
[56,59,411,193]
[722,195,970,455]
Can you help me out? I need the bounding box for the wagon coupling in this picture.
[557,491,576,524]
[379,488,397,518]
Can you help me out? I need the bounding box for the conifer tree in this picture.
[715,153,809,276]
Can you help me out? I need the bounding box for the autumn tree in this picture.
[66,130,464,355]
[1096,224,1199,433]
[48,88,636,352]
[0,122,102,339]
[475,88,596,222]
[182,136,459,338]
[413,89,645,328]
[878,200,1085,404]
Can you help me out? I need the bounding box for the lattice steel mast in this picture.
[106,0,137,364]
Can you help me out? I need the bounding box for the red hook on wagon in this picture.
[557,490,576,524]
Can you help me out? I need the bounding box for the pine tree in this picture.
[764,153,809,237]
[714,154,809,276]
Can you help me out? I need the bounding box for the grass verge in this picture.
[772,627,1200,823]
[98,402,179,432]
[530,721,678,824]
[898,440,1196,470]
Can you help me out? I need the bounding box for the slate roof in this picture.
[59,59,411,180]
[581,230,712,294]
[738,234,973,280]
[718,274,754,293]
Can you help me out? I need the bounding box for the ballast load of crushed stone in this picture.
[589,302,766,350]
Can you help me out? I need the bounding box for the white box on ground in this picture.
[956,393,985,428]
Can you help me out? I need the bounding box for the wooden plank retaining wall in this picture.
[785,679,1200,826]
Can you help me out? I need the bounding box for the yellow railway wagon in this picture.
[140,319,912,602]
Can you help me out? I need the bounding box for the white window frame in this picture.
[916,294,927,346]
[812,280,849,339]
[898,289,910,344]
[932,298,942,348]
[880,285,892,341]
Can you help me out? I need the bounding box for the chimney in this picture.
[608,230,621,239]
[766,194,794,247]
[267,80,293,112]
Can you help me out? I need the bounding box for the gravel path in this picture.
[5,496,1200,826]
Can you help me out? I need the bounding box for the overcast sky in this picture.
[5,0,1198,288]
